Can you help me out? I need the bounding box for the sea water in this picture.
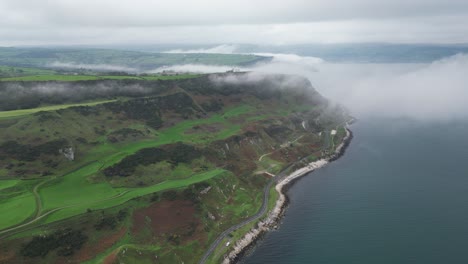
[242,118,468,264]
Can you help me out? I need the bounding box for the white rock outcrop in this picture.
[59,147,74,161]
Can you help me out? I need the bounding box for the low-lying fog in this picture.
[157,47,468,121]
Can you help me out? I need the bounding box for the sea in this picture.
[241,118,468,264]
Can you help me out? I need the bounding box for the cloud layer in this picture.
[49,62,139,72]
[1,1,468,45]
[164,44,239,54]
[312,54,468,120]
[155,47,468,121]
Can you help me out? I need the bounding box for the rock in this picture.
[207,212,216,220]
[59,147,74,161]
[200,186,212,195]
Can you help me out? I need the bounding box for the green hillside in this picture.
[0,47,269,71]
[0,73,349,264]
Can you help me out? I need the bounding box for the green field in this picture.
[0,193,36,230]
[0,47,268,70]
[0,102,260,232]
[0,73,199,82]
[0,93,320,234]
[0,180,20,191]
[0,99,117,119]
[0,65,57,77]
[41,169,227,224]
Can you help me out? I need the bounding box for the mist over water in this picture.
[162,45,468,122]
[310,55,468,121]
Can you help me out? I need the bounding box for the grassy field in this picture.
[0,193,36,230]
[0,73,199,82]
[80,170,265,264]
[0,99,117,119]
[0,65,57,77]
[0,93,318,234]
[42,169,228,224]
[0,102,261,231]
[0,180,20,191]
[0,47,268,70]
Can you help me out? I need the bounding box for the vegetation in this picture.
[103,143,201,177]
[0,47,268,70]
[0,72,350,264]
[20,228,88,257]
[0,65,57,77]
[0,99,117,119]
[0,73,199,82]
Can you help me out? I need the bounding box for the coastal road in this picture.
[198,126,353,263]
[198,166,291,264]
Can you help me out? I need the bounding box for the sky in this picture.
[1,0,468,45]
[2,0,468,121]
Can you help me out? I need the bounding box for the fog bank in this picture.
[157,47,468,121]
[311,54,468,121]
[49,62,139,72]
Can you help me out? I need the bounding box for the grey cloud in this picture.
[49,62,139,72]
[1,1,468,45]
[153,51,468,121]
[4,0,468,26]
[150,64,235,74]
[312,54,468,121]
[164,44,239,54]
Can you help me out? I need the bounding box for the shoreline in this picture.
[222,127,354,264]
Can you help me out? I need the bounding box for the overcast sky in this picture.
[1,0,468,46]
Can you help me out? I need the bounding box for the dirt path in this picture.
[258,135,304,162]
[32,177,55,218]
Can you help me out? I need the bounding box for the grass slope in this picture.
[0,99,117,120]
[0,65,57,77]
[0,103,259,230]
[0,179,20,191]
[0,47,268,69]
[0,73,199,82]
[0,73,351,264]
[0,193,35,230]
[42,169,227,224]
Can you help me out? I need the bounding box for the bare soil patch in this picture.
[132,200,203,243]
[68,227,127,263]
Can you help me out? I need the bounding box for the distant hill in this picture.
[0,47,270,71]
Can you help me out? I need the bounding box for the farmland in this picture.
[0,47,269,70]
[0,73,200,82]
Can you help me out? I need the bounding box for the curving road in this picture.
[198,125,351,263]
[198,166,292,264]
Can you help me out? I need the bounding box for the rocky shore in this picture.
[222,127,354,264]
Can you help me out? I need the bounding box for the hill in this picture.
[0,47,269,72]
[0,72,350,263]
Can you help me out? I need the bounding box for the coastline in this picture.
[222,127,354,264]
